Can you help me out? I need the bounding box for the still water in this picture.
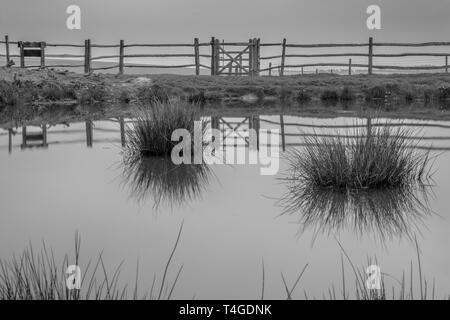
[0,112,449,299]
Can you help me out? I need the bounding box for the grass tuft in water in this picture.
[125,99,204,158]
[285,123,433,190]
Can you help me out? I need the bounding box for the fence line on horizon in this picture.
[1,35,450,76]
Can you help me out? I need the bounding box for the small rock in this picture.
[124,77,153,86]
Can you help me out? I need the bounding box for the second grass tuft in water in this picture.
[287,123,433,190]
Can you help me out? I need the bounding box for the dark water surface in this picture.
[1,112,449,299]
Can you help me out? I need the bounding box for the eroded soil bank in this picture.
[2,67,450,104]
[2,67,450,127]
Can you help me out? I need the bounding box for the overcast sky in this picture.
[1,0,450,44]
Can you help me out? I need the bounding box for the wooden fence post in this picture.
[280,114,285,152]
[280,38,286,76]
[221,40,225,69]
[269,62,272,76]
[40,42,45,68]
[119,117,125,147]
[85,121,93,147]
[194,38,200,75]
[84,39,91,74]
[8,129,12,154]
[446,56,448,73]
[210,37,216,75]
[239,56,242,75]
[215,39,220,75]
[119,40,124,74]
[248,38,253,77]
[368,37,373,75]
[367,117,372,140]
[301,66,304,75]
[256,38,261,76]
[5,35,10,67]
[252,38,257,76]
[42,124,48,147]
[21,126,26,148]
[18,42,24,68]
[349,58,352,75]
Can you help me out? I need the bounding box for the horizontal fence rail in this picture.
[1,35,450,76]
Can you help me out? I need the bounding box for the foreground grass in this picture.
[0,228,184,300]
[1,232,448,300]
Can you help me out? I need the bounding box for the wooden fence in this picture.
[1,35,450,76]
[260,37,450,75]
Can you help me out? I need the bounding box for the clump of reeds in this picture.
[365,86,386,100]
[438,86,450,101]
[187,90,207,103]
[0,80,19,106]
[40,82,77,101]
[297,89,311,103]
[137,84,171,104]
[125,99,204,157]
[78,85,107,104]
[285,124,432,190]
[339,87,355,102]
[320,89,339,102]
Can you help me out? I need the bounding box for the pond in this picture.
[0,109,449,299]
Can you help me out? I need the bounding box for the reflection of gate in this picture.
[211,38,260,76]
[211,115,261,149]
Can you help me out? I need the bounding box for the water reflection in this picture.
[20,125,48,149]
[121,156,212,208]
[279,181,432,242]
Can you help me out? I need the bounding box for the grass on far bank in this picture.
[3,67,450,108]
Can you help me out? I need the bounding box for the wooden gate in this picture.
[210,38,260,76]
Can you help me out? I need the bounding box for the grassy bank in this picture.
[2,67,450,108]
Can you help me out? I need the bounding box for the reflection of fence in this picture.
[2,35,450,75]
[4,116,450,154]
[20,125,47,149]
